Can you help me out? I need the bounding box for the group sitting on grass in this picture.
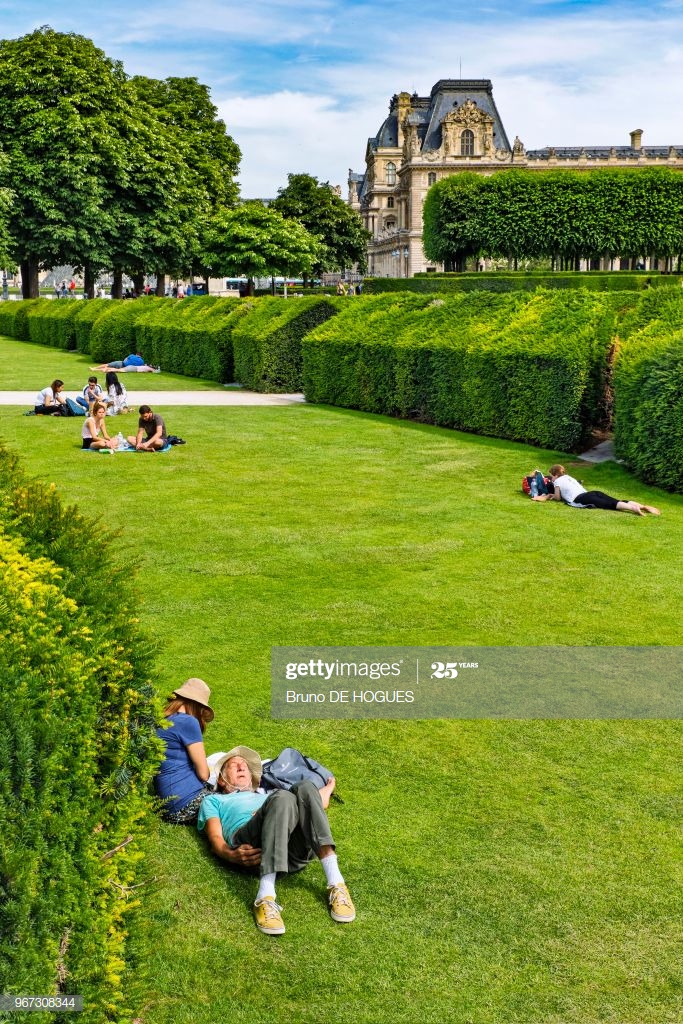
[533,464,660,516]
[153,679,355,936]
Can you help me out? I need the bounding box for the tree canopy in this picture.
[423,168,683,269]
[0,27,241,296]
[271,173,369,275]
[203,202,322,292]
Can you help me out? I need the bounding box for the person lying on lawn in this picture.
[532,464,660,516]
[198,746,355,936]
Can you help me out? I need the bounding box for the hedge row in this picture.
[135,297,244,383]
[0,298,41,339]
[232,296,341,392]
[303,290,618,451]
[0,444,161,1018]
[614,290,683,491]
[364,273,683,295]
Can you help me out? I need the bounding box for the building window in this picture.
[386,162,396,185]
[385,219,396,233]
[461,130,474,156]
[427,172,437,186]
[387,196,394,208]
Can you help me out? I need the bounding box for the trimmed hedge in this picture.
[0,443,161,1017]
[88,297,161,364]
[303,290,617,450]
[73,299,113,353]
[364,273,683,295]
[0,298,41,339]
[136,297,244,382]
[25,299,84,350]
[232,296,341,392]
[614,290,683,491]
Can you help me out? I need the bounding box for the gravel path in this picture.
[0,390,305,406]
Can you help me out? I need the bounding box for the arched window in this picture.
[427,172,437,186]
[386,162,396,185]
[387,196,394,208]
[461,130,474,156]
[385,219,396,233]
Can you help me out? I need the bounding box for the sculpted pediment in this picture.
[440,99,495,158]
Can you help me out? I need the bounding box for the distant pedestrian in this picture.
[60,280,67,299]
[53,283,60,299]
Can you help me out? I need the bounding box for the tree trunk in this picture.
[156,273,166,297]
[20,259,40,299]
[204,275,210,295]
[84,264,96,300]
[246,278,255,297]
[112,268,124,300]
[132,272,144,296]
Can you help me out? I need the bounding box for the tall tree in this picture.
[129,76,241,292]
[0,27,129,297]
[203,202,321,295]
[271,173,369,279]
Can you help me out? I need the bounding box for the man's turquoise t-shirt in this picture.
[197,791,268,845]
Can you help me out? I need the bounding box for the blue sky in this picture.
[2,0,682,197]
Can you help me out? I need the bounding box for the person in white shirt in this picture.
[34,379,67,415]
[533,464,660,516]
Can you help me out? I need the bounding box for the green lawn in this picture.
[0,336,681,1024]
[0,335,228,391]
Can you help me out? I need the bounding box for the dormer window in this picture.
[386,162,397,185]
[387,196,395,208]
[461,130,474,156]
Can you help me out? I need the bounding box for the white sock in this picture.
[256,873,277,902]
[320,852,344,888]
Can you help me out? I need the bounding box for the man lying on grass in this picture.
[198,746,355,936]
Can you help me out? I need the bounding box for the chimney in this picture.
[630,129,643,151]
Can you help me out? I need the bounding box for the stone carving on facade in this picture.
[512,136,525,157]
[440,99,494,158]
[402,119,422,159]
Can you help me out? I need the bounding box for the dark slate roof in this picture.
[349,172,364,183]
[421,80,511,153]
[527,146,683,160]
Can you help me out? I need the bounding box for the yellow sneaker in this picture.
[328,883,355,923]
[253,896,285,935]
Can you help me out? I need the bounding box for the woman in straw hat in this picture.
[154,678,215,824]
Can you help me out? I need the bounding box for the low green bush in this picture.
[136,298,244,382]
[0,299,41,339]
[88,297,161,363]
[304,290,616,450]
[614,290,683,491]
[73,299,112,353]
[232,296,341,392]
[364,274,682,295]
[0,443,161,1019]
[25,299,83,350]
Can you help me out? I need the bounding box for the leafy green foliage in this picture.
[271,173,370,274]
[424,168,683,266]
[72,299,112,353]
[232,296,341,392]
[0,443,161,1018]
[203,202,322,286]
[364,273,680,295]
[0,298,41,339]
[25,298,83,350]
[88,297,160,362]
[136,297,244,382]
[303,290,616,449]
[614,289,683,490]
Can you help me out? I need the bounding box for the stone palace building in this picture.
[348,79,683,277]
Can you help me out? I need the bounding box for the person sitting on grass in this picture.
[90,352,160,372]
[82,402,117,451]
[154,678,215,824]
[532,464,660,516]
[34,379,67,416]
[127,404,167,451]
[198,747,355,936]
[104,371,129,415]
[76,376,104,412]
